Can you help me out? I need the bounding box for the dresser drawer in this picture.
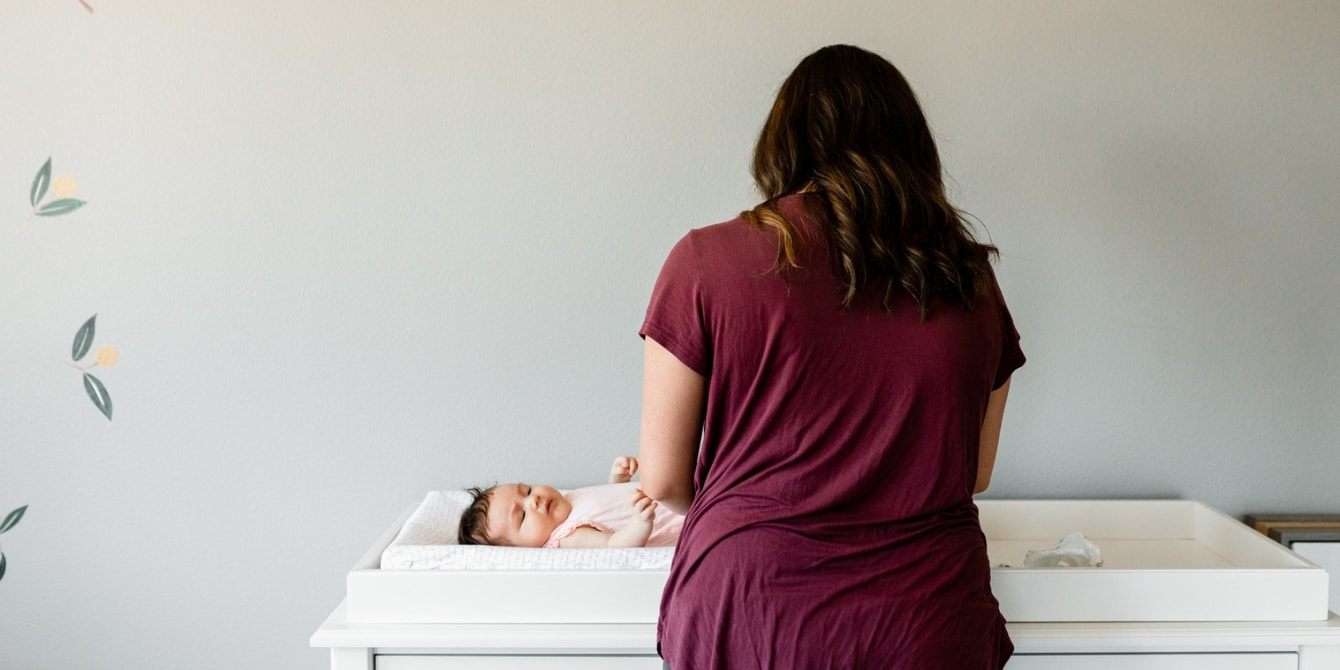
[375,654,663,670]
[1007,653,1296,670]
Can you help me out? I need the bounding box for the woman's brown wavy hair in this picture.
[744,44,997,320]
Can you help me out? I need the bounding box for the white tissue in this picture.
[1023,532,1103,567]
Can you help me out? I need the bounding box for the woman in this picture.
[637,45,1024,669]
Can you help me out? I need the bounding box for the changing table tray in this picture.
[344,499,1329,625]
[983,500,1329,622]
[347,504,668,624]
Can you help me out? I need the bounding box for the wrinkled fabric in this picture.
[641,193,1024,669]
[544,482,684,548]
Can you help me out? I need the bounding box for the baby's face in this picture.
[485,483,572,547]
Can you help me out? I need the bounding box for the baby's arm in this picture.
[609,455,639,484]
[606,490,656,547]
[557,526,618,548]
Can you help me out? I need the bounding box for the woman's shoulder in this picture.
[680,213,756,246]
[671,208,798,265]
[693,193,821,236]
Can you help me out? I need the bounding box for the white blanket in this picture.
[379,490,676,570]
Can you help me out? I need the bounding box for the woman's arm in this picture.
[974,377,1012,494]
[637,336,705,515]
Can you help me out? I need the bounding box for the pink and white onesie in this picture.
[543,481,683,548]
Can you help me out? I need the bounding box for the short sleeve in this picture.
[543,521,614,548]
[991,273,1025,390]
[640,231,712,377]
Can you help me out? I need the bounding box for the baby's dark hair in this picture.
[458,486,495,545]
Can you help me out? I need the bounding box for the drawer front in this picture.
[376,655,663,670]
[1007,653,1296,670]
[378,652,1294,670]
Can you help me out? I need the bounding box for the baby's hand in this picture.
[606,487,657,548]
[609,455,639,484]
[630,488,658,523]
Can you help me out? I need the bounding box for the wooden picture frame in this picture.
[1244,514,1340,545]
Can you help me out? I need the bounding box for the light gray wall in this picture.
[2,2,1337,668]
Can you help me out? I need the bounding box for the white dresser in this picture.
[312,500,1340,669]
[312,605,1340,669]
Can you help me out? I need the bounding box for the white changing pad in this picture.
[379,490,676,570]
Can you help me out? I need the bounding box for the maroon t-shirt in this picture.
[641,193,1025,669]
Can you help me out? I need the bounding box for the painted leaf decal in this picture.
[0,506,25,534]
[30,158,51,207]
[36,199,87,217]
[0,553,6,582]
[83,373,113,420]
[73,315,97,361]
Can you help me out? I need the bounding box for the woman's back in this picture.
[642,194,1022,668]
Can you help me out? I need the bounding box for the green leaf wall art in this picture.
[0,505,27,583]
[72,315,97,360]
[67,314,117,420]
[28,158,87,222]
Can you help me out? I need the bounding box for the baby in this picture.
[458,456,683,548]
